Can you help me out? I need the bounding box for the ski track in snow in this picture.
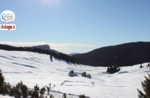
[0,50,150,98]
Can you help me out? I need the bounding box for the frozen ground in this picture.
[0,49,150,98]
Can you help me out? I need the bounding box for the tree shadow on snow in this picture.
[117,71,128,74]
[52,57,81,67]
[50,58,53,62]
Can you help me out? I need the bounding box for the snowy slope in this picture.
[0,95,14,98]
[0,49,150,98]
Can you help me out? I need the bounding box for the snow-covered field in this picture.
[0,95,13,98]
[0,49,149,98]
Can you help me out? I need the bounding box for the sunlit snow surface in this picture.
[0,50,150,98]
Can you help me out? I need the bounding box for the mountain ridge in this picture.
[72,41,150,66]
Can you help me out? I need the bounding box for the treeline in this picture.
[0,44,78,64]
[72,42,150,67]
[0,68,87,98]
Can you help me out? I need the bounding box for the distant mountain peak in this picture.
[26,44,60,54]
[26,44,50,50]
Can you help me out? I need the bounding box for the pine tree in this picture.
[33,84,39,98]
[63,93,67,98]
[14,83,21,98]
[21,84,28,98]
[0,69,5,94]
[137,74,150,98]
[9,87,15,96]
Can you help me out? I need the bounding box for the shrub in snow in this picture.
[70,70,74,73]
[50,94,54,98]
[87,74,91,78]
[106,66,120,74]
[146,64,150,68]
[82,72,86,77]
[40,87,46,97]
[45,83,55,96]
[46,83,51,95]
[139,65,143,68]
[69,70,74,76]
[137,74,150,98]
[148,64,150,67]
[79,94,85,98]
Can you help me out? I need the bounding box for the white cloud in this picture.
[0,41,96,54]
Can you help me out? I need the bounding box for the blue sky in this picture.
[0,0,150,53]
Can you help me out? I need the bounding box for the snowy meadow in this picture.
[0,50,149,98]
